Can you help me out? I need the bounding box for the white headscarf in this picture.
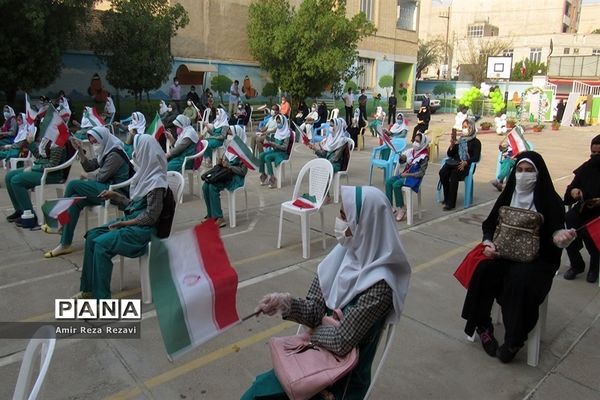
[274,114,289,141]
[317,186,411,323]
[87,126,124,164]
[129,112,146,134]
[130,134,168,201]
[510,158,538,211]
[173,115,199,146]
[390,112,408,136]
[408,133,430,164]
[80,107,95,129]
[58,96,70,112]
[322,118,349,152]
[375,106,385,120]
[213,108,228,129]
[105,96,116,115]
[14,113,35,143]
[158,100,169,116]
[4,105,15,119]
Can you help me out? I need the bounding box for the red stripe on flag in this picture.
[57,210,71,226]
[55,122,70,147]
[585,216,600,251]
[194,222,239,329]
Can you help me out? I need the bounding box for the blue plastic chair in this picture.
[436,157,479,209]
[368,138,407,185]
[494,141,534,180]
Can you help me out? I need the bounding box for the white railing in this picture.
[572,81,600,96]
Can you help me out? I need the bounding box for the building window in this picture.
[593,49,600,55]
[357,57,375,89]
[467,24,484,38]
[397,0,417,31]
[573,48,579,54]
[530,48,542,63]
[360,0,374,21]
[502,49,513,57]
[564,48,570,55]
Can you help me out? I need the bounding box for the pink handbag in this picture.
[268,310,359,400]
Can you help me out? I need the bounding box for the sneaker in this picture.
[268,176,277,189]
[563,267,584,280]
[496,343,521,363]
[260,173,268,185]
[586,268,599,283]
[6,210,22,223]
[477,327,499,357]
[395,208,406,222]
[214,217,227,228]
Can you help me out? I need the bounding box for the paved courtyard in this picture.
[0,115,599,399]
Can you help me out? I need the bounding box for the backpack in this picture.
[155,187,176,239]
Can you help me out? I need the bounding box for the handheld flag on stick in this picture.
[226,135,260,170]
[82,107,106,128]
[506,126,531,156]
[147,112,166,141]
[38,104,70,147]
[301,130,310,146]
[42,197,87,230]
[378,131,396,153]
[25,93,38,125]
[577,216,600,251]
[150,221,240,360]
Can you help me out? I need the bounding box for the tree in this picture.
[344,81,358,93]
[592,28,600,34]
[211,75,233,105]
[262,82,278,106]
[92,0,189,103]
[0,0,97,104]
[417,39,446,79]
[510,58,548,81]
[459,37,513,86]
[378,75,394,97]
[433,82,455,99]
[247,0,375,105]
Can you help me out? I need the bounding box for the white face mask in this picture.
[461,128,469,135]
[187,101,192,106]
[334,217,351,246]
[92,144,101,154]
[413,141,421,148]
[167,107,173,112]
[3,112,10,119]
[515,171,537,192]
[270,110,276,116]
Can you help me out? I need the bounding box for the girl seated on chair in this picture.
[202,108,229,164]
[119,112,146,158]
[201,127,248,228]
[75,134,168,299]
[385,133,430,222]
[0,105,17,145]
[42,127,131,257]
[309,118,350,173]
[5,135,69,227]
[165,115,199,172]
[462,152,575,363]
[383,112,408,139]
[368,106,386,137]
[259,114,290,189]
[0,113,36,165]
[242,186,411,400]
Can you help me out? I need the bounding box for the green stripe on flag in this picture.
[149,236,192,356]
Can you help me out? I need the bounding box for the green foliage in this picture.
[344,81,358,93]
[489,88,506,114]
[417,39,446,79]
[511,58,547,81]
[0,0,96,103]
[92,0,189,102]
[211,75,233,104]
[459,87,481,108]
[247,0,375,101]
[262,82,278,105]
[592,28,600,34]
[378,75,394,96]
[432,82,455,98]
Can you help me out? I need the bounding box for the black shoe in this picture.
[477,327,498,357]
[6,211,22,223]
[496,343,521,363]
[443,206,454,211]
[15,216,38,228]
[586,269,599,283]
[564,267,584,280]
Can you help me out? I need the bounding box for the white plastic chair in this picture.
[118,171,184,304]
[7,152,34,170]
[277,158,333,259]
[467,295,548,367]
[274,136,295,189]
[226,184,248,228]
[83,176,135,231]
[331,108,339,120]
[401,186,423,226]
[364,323,397,400]
[33,150,79,218]
[181,139,208,203]
[12,325,56,400]
[332,139,354,203]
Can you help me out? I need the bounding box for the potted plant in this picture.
[480,121,492,130]
[506,118,517,129]
[551,120,560,131]
[532,124,545,133]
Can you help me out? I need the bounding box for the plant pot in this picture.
[551,126,559,131]
[532,127,543,133]
[506,122,516,129]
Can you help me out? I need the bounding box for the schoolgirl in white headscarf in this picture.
[87,126,124,164]
[130,134,168,201]
[173,114,199,147]
[388,112,408,138]
[321,118,349,152]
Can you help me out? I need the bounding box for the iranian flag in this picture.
[82,107,106,127]
[41,197,86,229]
[147,112,165,141]
[292,196,316,209]
[150,221,240,360]
[226,134,259,170]
[520,61,527,77]
[301,130,310,146]
[25,93,37,125]
[39,104,70,147]
[378,131,397,153]
[507,126,531,155]
[584,216,600,251]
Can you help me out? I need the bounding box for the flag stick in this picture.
[241,310,261,322]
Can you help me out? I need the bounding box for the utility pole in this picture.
[439,4,451,79]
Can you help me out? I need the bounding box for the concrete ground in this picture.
[0,116,599,400]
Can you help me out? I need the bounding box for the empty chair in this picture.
[277,158,333,259]
[12,325,56,400]
[181,139,208,203]
[368,137,406,185]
